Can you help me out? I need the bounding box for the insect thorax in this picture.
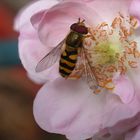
[66,31,83,48]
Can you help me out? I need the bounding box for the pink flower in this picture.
[129,0,140,22]
[15,0,140,139]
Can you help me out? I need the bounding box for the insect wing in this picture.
[80,47,98,92]
[36,40,65,72]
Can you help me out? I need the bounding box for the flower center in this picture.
[71,14,139,93]
[89,41,120,66]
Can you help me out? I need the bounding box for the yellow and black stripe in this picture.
[59,48,78,77]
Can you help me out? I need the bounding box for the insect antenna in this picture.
[78,18,85,24]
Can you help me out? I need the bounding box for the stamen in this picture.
[71,14,139,93]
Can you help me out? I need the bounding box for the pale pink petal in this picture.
[31,0,132,48]
[33,78,108,140]
[110,112,140,135]
[33,77,140,139]
[113,74,135,104]
[62,0,131,20]
[18,21,60,84]
[14,0,59,31]
[128,67,140,97]
[125,125,140,140]
[61,0,95,2]
[129,0,140,22]
[102,92,140,131]
[30,10,46,29]
[32,1,102,47]
[95,112,140,140]
[88,0,132,23]
[30,0,96,30]
[16,1,62,83]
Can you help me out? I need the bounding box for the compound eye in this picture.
[70,23,88,34]
[70,23,77,30]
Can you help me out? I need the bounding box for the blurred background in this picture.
[0,0,65,140]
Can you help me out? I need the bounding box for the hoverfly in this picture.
[36,18,98,92]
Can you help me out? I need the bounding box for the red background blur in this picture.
[0,1,65,140]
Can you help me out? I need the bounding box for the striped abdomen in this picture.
[59,46,78,77]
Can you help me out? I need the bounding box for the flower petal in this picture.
[34,1,101,47]
[33,77,140,139]
[30,10,46,30]
[18,22,60,84]
[128,67,140,99]
[125,124,140,140]
[95,112,140,140]
[15,0,62,83]
[129,0,140,22]
[87,0,132,23]
[102,92,140,134]
[14,0,59,31]
[113,74,135,104]
[33,78,108,140]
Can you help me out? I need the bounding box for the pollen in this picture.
[73,14,139,93]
